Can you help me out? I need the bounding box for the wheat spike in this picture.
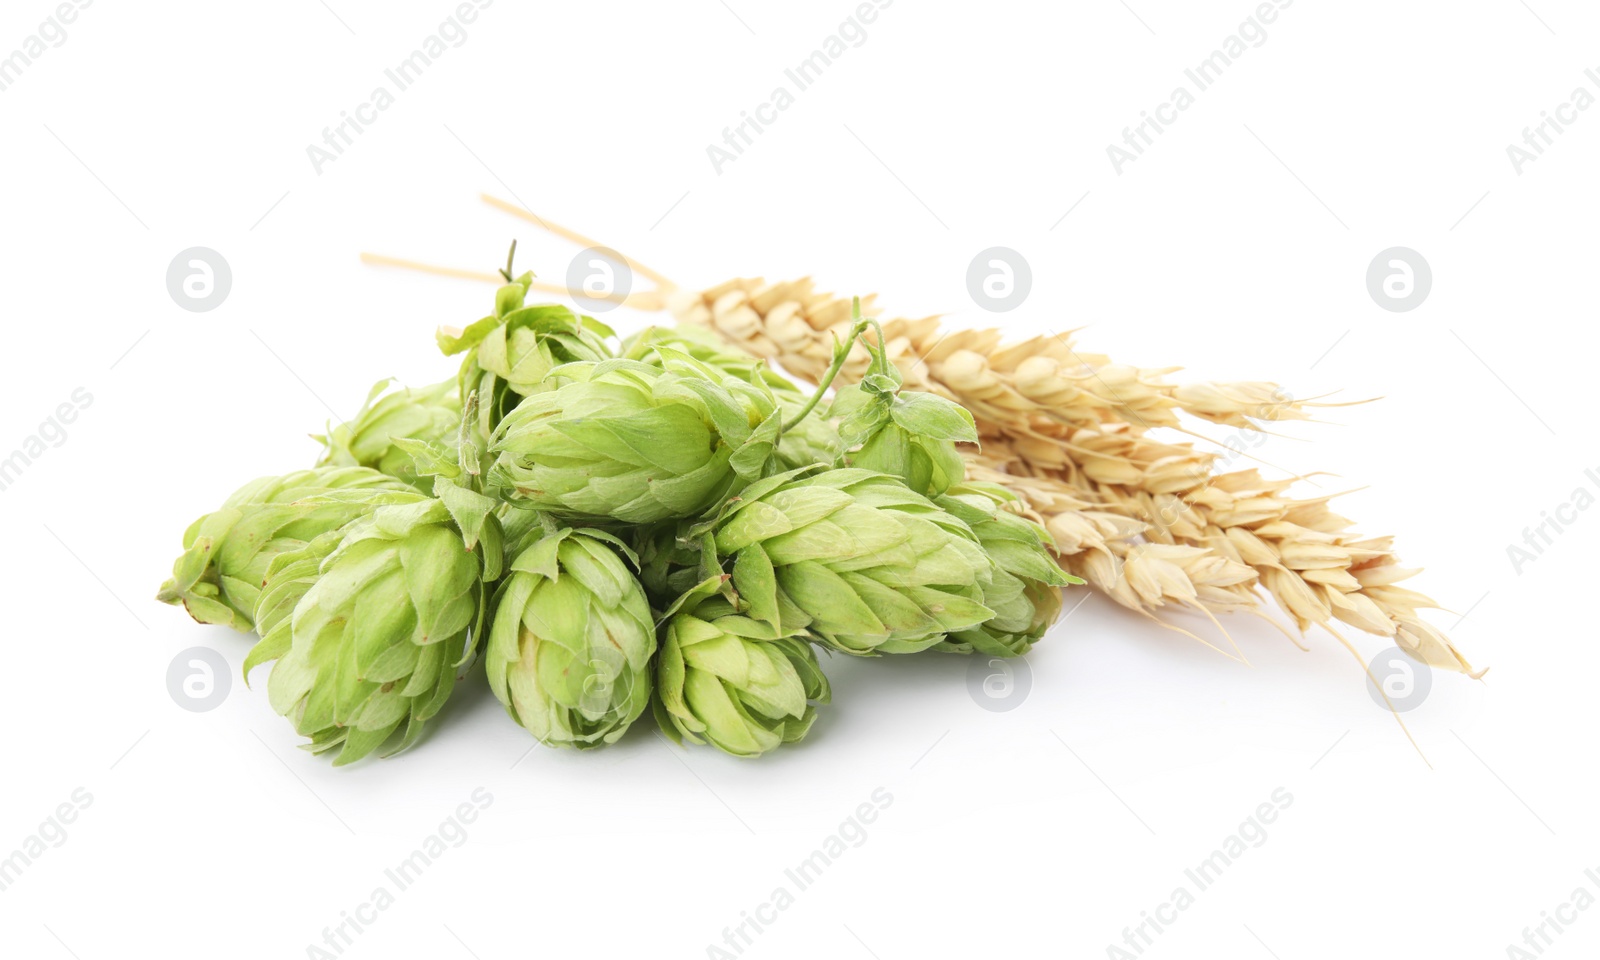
[672,277,1482,676]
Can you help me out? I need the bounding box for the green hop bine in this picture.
[623,325,842,471]
[314,377,462,491]
[437,250,614,441]
[654,578,830,758]
[831,300,978,498]
[655,467,997,655]
[488,351,784,524]
[249,496,496,765]
[934,482,1080,657]
[156,466,419,631]
[485,528,656,749]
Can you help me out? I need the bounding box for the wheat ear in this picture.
[671,277,1481,677]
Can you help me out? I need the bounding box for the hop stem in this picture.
[782,298,869,433]
[498,239,519,283]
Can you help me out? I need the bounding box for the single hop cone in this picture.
[156,467,419,632]
[486,528,657,749]
[489,353,782,524]
[656,467,996,656]
[315,378,462,491]
[623,325,841,471]
[249,498,490,765]
[654,579,830,758]
[438,270,614,440]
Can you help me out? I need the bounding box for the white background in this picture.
[0,1,1592,958]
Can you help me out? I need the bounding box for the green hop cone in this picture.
[832,304,978,498]
[663,467,996,655]
[622,325,791,390]
[314,378,462,491]
[156,467,419,631]
[488,352,783,524]
[437,262,614,441]
[485,528,656,749]
[251,497,492,765]
[654,578,830,758]
[934,482,1082,657]
[624,326,842,471]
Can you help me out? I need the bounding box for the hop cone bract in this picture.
[245,529,343,678]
